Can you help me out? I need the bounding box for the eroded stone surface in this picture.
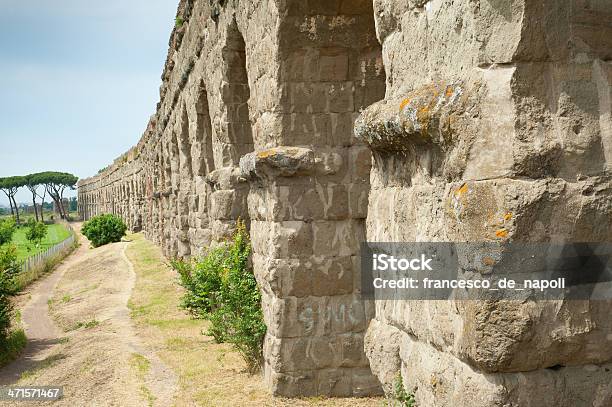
[360,0,612,405]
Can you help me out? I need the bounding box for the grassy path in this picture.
[125,233,382,407]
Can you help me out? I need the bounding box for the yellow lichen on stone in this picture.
[503,212,513,221]
[495,228,509,238]
[399,98,411,111]
[416,105,431,132]
[257,149,275,159]
[456,183,469,196]
[481,256,496,266]
[449,183,469,219]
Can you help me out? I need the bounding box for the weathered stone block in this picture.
[310,255,353,296]
[312,219,364,257]
[265,367,317,398]
[339,333,368,368]
[328,81,355,113]
[349,145,371,182]
[316,368,352,396]
[261,293,330,338]
[327,294,367,335]
[209,190,237,220]
[347,183,369,219]
[319,50,349,81]
[251,220,313,259]
[253,254,312,297]
[239,146,315,180]
[330,112,358,146]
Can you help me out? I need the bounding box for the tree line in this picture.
[0,172,78,223]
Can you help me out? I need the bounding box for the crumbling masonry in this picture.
[79,0,612,404]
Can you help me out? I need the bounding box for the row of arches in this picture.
[79,1,387,397]
[142,18,254,258]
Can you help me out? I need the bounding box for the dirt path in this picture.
[0,226,89,385]
[0,230,380,406]
[0,229,177,406]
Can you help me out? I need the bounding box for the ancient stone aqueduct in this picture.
[78,0,612,405]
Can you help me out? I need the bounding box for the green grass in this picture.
[0,210,58,222]
[7,224,79,293]
[130,353,151,376]
[67,319,100,331]
[20,352,65,380]
[0,329,27,367]
[11,223,71,261]
[129,353,155,406]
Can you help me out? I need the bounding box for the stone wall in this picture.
[356,0,612,406]
[79,0,612,403]
[78,0,385,398]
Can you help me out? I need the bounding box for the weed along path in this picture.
[0,228,177,406]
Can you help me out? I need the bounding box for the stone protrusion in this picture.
[240,147,315,180]
[354,83,464,151]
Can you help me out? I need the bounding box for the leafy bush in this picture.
[0,245,19,278]
[0,218,16,246]
[0,329,26,367]
[392,372,416,407]
[0,292,13,354]
[172,247,225,318]
[81,214,127,247]
[25,218,47,246]
[173,221,266,373]
[0,245,19,355]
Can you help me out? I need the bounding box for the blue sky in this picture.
[0,0,177,205]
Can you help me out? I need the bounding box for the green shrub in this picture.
[0,245,19,356]
[25,218,47,246]
[0,218,16,246]
[173,221,266,373]
[175,16,184,28]
[0,291,13,353]
[392,372,416,407]
[173,246,226,314]
[0,329,26,367]
[81,214,127,247]
[0,245,19,278]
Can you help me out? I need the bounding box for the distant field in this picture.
[0,209,79,221]
[0,211,58,221]
[11,223,72,261]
